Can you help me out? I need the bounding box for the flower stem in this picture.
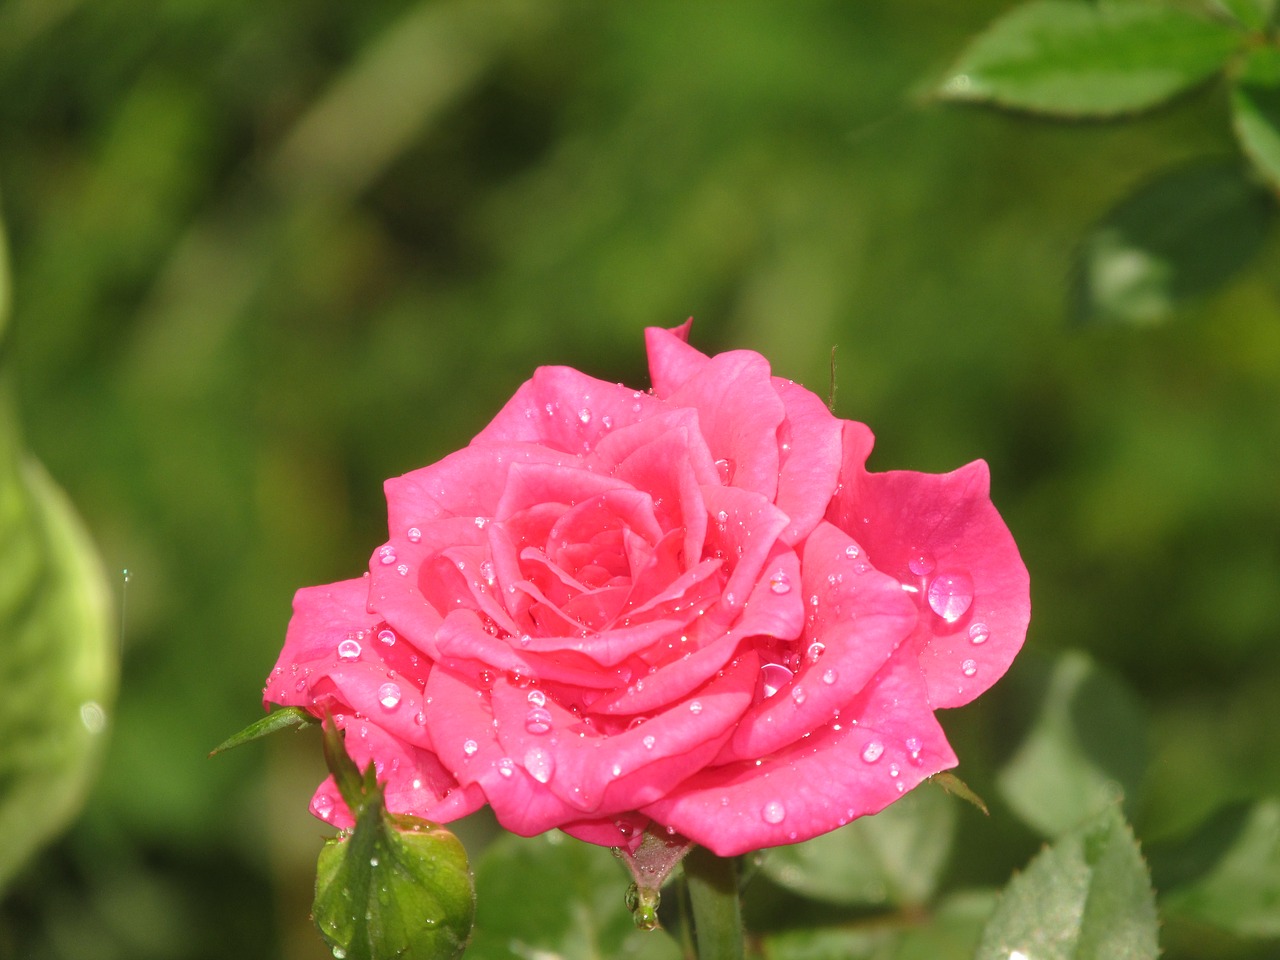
[683,846,744,960]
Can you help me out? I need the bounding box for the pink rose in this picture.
[264,322,1029,857]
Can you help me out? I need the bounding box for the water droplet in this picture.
[716,509,729,523]
[906,736,922,763]
[518,633,532,647]
[407,527,422,542]
[414,711,426,725]
[769,572,792,595]
[861,741,885,763]
[791,685,807,705]
[377,682,402,709]
[474,516,488,529]
[908,552,935,576]
[524,747,554,783]
[313,793,335,820]
[294,678,307,692]
[369,856,380,868]
[332,947,347,959]
[822,668,838,685]
[961,659,978,677]
[714,458,734,484]
[337,637,362,660]
[527,689,547,708]
[888,763,900,777]
[927,571,974,623]
[723,591,737,607]
[463,739,479,757]
[761,800,786,824]
[479,560,495,584]
[611,763,623,777]
[525,707,553,734]
[761,663,794,698]
[378,545,397,565]
[377,628,396,646]
[642,735,656,750]
[844,544,860,560]
[497,757,515,777]
[805,641,826,664]
[396,563,409,576]
[689,700,703,715]
[968,622,990,644]
[578,407,592,424]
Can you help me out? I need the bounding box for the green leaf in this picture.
[0,385,116,894]
[207,705,318,757]
[762,784,956,907]
[468,832,681,960]
[0,197,9,345]
[997,651,1147,837]
[1213,0,1277,31]
[1232,46,1280,191]
[312,723,474,960]
[1070,160,1274,326]
[974,806,1158,960]
[937,0,1243,117]
[1161,797,1280,938]
[762,890,998,960]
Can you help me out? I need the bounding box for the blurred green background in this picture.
[1,1,1278,957]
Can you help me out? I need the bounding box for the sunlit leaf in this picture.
[938,0,1243,117]
[468,832,681,960]
[997,651,1146,837]
[1070,161,1274,326]
[974,806,1158,960]
[1232,46,1280,191]
[1161,797,1280,938]
[312,722,474,960]
[0,388,116,893]
[207,705,317,757]
[762,784,956,907]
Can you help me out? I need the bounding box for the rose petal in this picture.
[829,457,1030,708]
[643,658,957,856]
[772,377,844,545]
[645,322,706,398]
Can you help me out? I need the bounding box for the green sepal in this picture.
[312,718,475,960]
[931,771,989,816]
[207,705,318,757]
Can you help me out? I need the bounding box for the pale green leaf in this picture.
[0,388,116,893]
[1161,798,1280,938]
[997,651,1147,837]
[938,0,1243,117]
[1232,46,1280,191]
[1070,161,1273,326]
[762,784,956,907]
[1212,0,1277,30]
[975,806,1158,960]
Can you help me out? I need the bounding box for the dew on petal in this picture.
[888,763,900,777]
[527,689,547,708]
[462,739,479,757]
[716,509,729,524]
[313,793,335,820]
[822,668,838,685]
[377,628,396,646]
[844,543,861,560]
[805,641,826,664]
[961,659,978,677]
[578,407,592,425]
[908,552,935,576]
[378,545,397,565]
[906,736,922,763]
[861,741,885,763]
[525,707,553,734]
[769,572,792,595]
[761,800,786,824]
[496,757,515,777]
[927,571,974,624]
[611,763,623,778]
[760,663,794,699]
[406,527,422,543]
[474,517,488,529]
[714,458,734,484]
[524,747,554,784]
[791,685,807,705]
[337,637,362,660]
[968,622,990,644]
[396,564,409,576]
[642,735,656,750]
[689,700,703,715]
[377,682,402,709]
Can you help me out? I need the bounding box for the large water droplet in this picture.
[968,622,990,644]
[313,793,335,820]
[527,689,547,708]
[760,663,794,699]
[406,527,422,543]
[961,659,978,677]
[761,800,786,824]
[525,707,553,734]
[378,545,397,565]
[861,740,885,763]
[769,572,792,595]
[377,682,402,709]
[927,571,974,623]
[844,543,861,560]
[463,739,479,758]
[525,747,554,783]
[377,628,396,646]
[337,637,362,660]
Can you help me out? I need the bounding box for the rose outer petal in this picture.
[771,377,844,546]
[830,457,1030,709]
[643,658,957,857]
